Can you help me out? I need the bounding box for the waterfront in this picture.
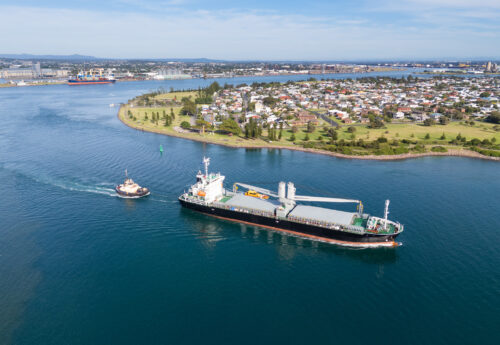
[1,74,499,345]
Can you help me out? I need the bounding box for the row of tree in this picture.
[144,108,176,126]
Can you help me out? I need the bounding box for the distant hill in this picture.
[0,54,101,61]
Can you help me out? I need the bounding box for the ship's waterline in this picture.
[179,157,402,246]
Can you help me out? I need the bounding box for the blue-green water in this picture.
[1,73,499,345]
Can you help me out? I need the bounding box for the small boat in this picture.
[115,170,150,198]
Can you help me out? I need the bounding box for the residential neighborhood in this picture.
[122,76,500,158]
[199,76,499,130]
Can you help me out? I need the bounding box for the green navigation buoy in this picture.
[159,144,164,153]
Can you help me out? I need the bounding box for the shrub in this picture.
[394,146,410,154]
[469,138,481,146]
[470,147,500,157]
[431,146,448,152]
[412,144,427,153]
[180,121,191,129]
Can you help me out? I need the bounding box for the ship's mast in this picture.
[203,157,210,177]
[384,199,390,230]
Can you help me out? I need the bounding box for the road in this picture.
[308,109,339,128]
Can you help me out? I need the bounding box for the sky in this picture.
[0,0,499,60]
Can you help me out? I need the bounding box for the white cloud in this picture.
[0,5,498,59]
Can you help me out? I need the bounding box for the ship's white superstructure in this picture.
[187,157,225,203]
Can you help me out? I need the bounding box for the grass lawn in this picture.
[336,121,500,142]
[120,101,500,157]
[154,91,197,101]
[121,104,320,148]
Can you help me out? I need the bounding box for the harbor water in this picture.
[1,73,499,345]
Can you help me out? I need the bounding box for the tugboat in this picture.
[115,170,150,198]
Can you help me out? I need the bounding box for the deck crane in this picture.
[232,182,279,198]
[232,181,364,215]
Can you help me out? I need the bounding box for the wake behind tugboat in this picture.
[179,157,404,247]
[115,170,150,198]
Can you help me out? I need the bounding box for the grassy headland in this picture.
[118,84,500,161]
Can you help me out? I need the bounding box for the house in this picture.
[430,113,442,120]
[393,111,405,120]
[397,107,412,113]
[292,112,318,126]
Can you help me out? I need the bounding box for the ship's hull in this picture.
[68,79,116,85]
[115,186,150,198]
[179,198,399,246]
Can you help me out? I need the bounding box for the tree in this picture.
[368,116,384,128]
[268,126,275,140]
[291,126,299,133]
[439,116,450,125]
[425,133,431,139]
[144,112,148,121]
[244,118,259,139]
[327,128,338,140]
[263,96,278,107]
[290,133,296,141]
[278,122,283,140]
[307,121,316,133]
[304,133,310,141]
[196,119,211,129]
[170,108,175,120]
[423,118,435,126]
[180,121,191,129]
[440,133,446,140]
[486,111,500,124]
[219,118,241,135]
[180,98,196,115]
[347,126,356,133]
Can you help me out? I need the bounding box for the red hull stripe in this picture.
[206,213,398,247]
[68,81,114,85]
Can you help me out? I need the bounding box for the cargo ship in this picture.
[68,68,116,85]
[179,157,404,247]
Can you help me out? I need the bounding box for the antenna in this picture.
[125,169,128,178]
[384,200,390,230]
[203,157,210,177]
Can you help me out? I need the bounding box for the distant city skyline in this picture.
[1,0,499,60]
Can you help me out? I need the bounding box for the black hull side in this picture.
[179,199,399,244]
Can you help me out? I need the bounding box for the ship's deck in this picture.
[219,193,361,228]
[289,205,357,227]
[219,193,280,213]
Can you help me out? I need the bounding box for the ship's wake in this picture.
[2,162,118,197]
